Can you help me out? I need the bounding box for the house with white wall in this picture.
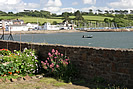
[27,23,39,30]
[43,23,59,30]
[6,24,29,31]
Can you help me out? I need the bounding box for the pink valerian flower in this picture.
[54,57,57,59]
[61,59,63,62]
[47,58,49,60]
[61,54,63,56]
[47,63,49,66]
[51,63,54,66]
[65,62,68,65]
[48,52,52,56]
[51,59,53,61]
[45,60,48,63]
[44,63,46,65]
[41,61,44,63]
[58,53,60,55]
[55,50,58,55]
[65,59,69,61]
[52,49,55,53]
[56,50,58,53]
[44,67,47,69]
[56,65,59,68]
[50,64,53,68]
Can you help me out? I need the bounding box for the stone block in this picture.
[5,78,10,83]
[36,75,43,79]
[111,62,117,72]
[17,77,24,81]
[31,76,37,79]
[11,78,17,82]
[23,75,31,81]
[118,68,129,74]
[0,79,3,83]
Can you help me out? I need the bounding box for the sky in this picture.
[0,0,133,14]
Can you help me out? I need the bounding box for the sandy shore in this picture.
[0,30,83,35]
[0,29,133,35]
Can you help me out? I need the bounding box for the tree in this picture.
[8,12,14,16]
[52,21,57,25]
[88,9,94,15]
[74,10,84,21]
[104,18,111,23]
[62,12,69,21]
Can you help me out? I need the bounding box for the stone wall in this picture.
[0,40,133,88]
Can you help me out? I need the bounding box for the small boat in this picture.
[82,35,93,38]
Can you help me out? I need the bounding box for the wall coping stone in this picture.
[1,40,133,52]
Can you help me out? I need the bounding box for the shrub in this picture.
[41,49,75,82]
[0,49,11,56]
[0,48,39,76]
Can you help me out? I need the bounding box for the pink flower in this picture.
[41,61,44,64]
[48,52,52,56]
[55,50,58,55]
[56,50,58,53]
[61,59,63,62]
[47,63,49,66]
[44,67,47,69]
[58,53,60,55]
[65,62,68,65]
[47,58,49,60]
[50,64,53,68]
[52,49,55,53]
[65,59,69,61]
[51,63,54,66]
[45,60,48,63]
[50,59,53,61]
[44,63,46,65]
[61,54,63,56]
[56,65,59,68]
[54,57,57,59]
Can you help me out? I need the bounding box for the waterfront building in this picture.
[6,24,29,31]
[43,23,59,30]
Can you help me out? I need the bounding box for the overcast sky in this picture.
[0,0,133,14]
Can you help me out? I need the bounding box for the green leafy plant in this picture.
[0,49,11,56]
[13,48,39,74]
[0,48,39,76]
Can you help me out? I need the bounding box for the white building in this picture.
[6,24,29,31]
[27,23,39,30]
[43,23,59,30]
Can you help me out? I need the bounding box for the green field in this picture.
[0,15,113,24]
[19,17,63,24]
[0,16,19,20]
[69,15,113,21]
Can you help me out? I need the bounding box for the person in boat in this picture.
[82,35,85,38]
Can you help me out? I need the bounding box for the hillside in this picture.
[0,15,113,25]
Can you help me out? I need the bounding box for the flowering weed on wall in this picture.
[0,48,39,76]
[41,49,76,82]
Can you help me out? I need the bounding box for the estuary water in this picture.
[3,32,133,49]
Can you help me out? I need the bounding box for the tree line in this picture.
[0,9,133,27]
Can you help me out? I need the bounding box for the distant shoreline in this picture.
[0,29,133,35]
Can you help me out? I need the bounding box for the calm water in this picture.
[3,32,133,49]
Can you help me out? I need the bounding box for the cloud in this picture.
[0,0,40,12]
[42,0,63,14]
[45,0,62,7]
[82,0,96,4]
[72,2,79,5]
[81,6,114,13]
[108,0,133,9]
